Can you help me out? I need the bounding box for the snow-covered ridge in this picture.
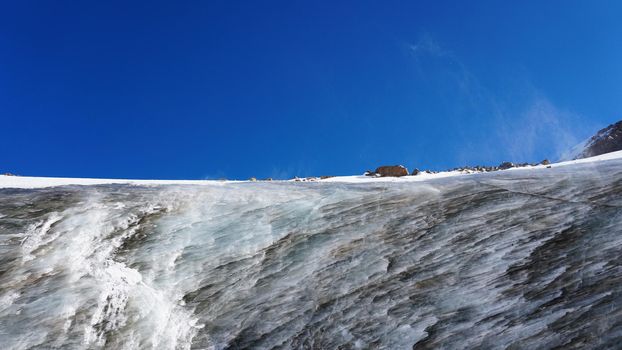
[2,150,622,189]
[0,176,243,189]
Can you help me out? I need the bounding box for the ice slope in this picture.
[1,151,622,349]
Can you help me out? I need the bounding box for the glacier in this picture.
[1,154,622,349]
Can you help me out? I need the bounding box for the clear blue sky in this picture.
[2,1,622,179]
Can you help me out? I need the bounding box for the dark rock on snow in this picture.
[498,162,515,170]
[374,165,409,177]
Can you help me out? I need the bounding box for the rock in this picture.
[364,170,374,176]
[264,178,273,181]
[498,162,515,170]
[546,165,552,168]
[411,168,420,176]
[320,175,334,180]
[2,173,16,176]
[540,159,550,165]
[249,177,257,181]
[374,165,409,177]
[293,177,318,182]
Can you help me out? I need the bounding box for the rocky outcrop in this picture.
[450,165,498,173]
[365,159,551,178]
[572,120,622,159]
[498,162,515,170]
[374,165,409,177]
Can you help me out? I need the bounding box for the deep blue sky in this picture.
[2,1,622,179]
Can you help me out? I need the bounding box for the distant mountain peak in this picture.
[566,120,622,160]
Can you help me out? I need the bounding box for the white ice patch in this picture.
[21,212,63,262]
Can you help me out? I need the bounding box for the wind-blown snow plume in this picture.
[1,156,622,349]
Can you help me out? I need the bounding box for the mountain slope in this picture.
[566,120,622,160]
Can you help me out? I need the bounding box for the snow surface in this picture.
[2,150,622,189]
[0,177,242,189]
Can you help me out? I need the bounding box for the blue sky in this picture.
[2,1,622,179]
